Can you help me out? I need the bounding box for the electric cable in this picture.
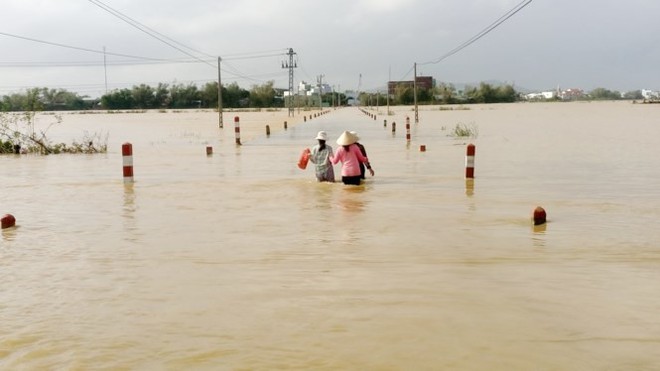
[420,0,533,66]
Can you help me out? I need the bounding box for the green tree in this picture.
[589,87,621,100]
[223,82,248,108]
[154,83,170,108]
[101,89,134,109]
[169,83,200,108]
[623,90,644,100]
[417,88,433,104]
[2,93,27,111]
[38,88,83,110]
[249,81,275,108]
[465,83,517,103]
[24,88,44,112]
[393,84,414,105]
[131,84,156,109]
[495,85,517,103]
[200,82,218,108]
[435,83,457,104]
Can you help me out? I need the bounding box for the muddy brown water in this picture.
[1,102,659,369]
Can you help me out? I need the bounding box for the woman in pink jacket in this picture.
[330,131,369,186]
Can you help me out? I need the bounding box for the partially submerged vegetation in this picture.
[0,111,107,154]
[448,122,479,139]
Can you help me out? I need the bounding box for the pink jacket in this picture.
[330,144,368,177]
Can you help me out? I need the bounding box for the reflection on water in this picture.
[123,184,136,215]
[532,223,547,247]
[2,103,660,369]
[1,226,18,242]
[465,178,475,197]
[338,185,367,213]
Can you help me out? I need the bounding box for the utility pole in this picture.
[332,85,335,108]
[217,57,223,128]
[413,62,419,123]
[282,48,297,117]
[376,90,379,112]
[387,66,390,115]
[317,74,324,111]
[357,74,362,107]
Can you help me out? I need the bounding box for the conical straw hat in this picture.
[336,130,358,146]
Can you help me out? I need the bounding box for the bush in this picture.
[449,122,479,138]
[0,112,107,155]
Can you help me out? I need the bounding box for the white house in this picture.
[525,90,557,100]
[642,89,660,99]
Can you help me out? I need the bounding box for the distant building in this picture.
[559,88,584,100]
[388,76,434,95]
[344,90,359,106]
[642,89,660,99]
[525,87,586,101]
[524,90,558,100]
[298,81,312,95]
[298,81,332,96]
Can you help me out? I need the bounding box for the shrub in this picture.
[0,111,108,155]
[449,122,478,138]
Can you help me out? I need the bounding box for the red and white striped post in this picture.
[1,214,16,229]
[122,142,134,183]
[234,116,241,145]
[465,144,476,179]
[405,116,411,142]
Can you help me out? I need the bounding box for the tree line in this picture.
[1,81,645,112]
[0,81,282,112]
[359,82,519,106]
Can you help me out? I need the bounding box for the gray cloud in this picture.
[1,0,658,97]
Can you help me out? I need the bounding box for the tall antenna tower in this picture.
[282,48,297,117]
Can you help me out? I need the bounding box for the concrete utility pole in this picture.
[332,85,336,108]
[317,74,324,110]
[357,74,362,107]
[387,66,390,115]
[218,57,223,128]
[413,62,419,123]
[282,48,297,117]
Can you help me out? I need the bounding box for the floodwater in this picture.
[1,102,659,370]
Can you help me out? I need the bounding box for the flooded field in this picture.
[1,102,659,369]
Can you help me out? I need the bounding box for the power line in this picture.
[0,58,213,68]
[89,0,215,59]
[222,49,288,59]
[0,31,180,62]
[87,1,289,67]
[419,0,533,66]
[0,30,287,68]
[222,60,284,84]
[223,52,287,61]
[396,65,415,81]
[88,0,215,68]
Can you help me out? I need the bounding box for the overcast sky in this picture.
[1,0,659,98]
